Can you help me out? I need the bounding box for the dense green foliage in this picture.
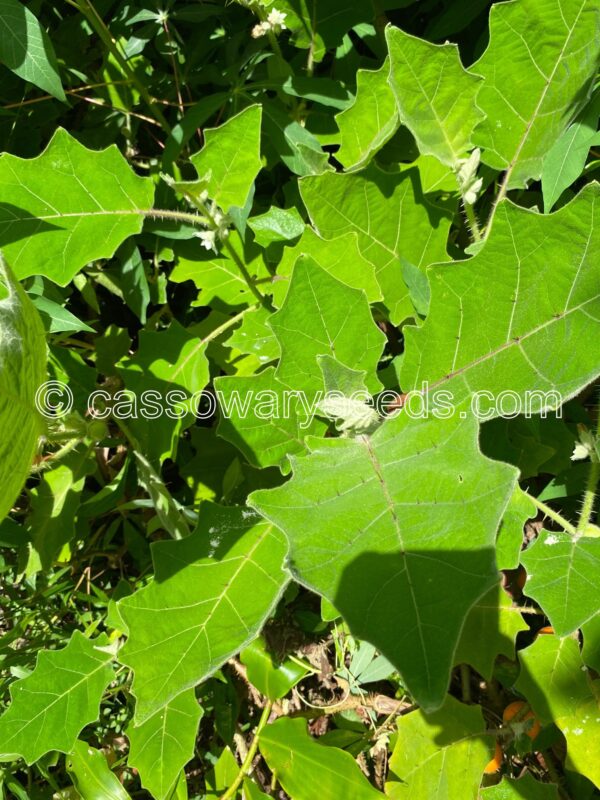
[0,0,599,798]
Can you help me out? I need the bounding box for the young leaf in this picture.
[582,613,600,671]
[521,528,600,635]
[259,717,384,800]
[300,165,452,323]
[251,411,517,712]
[472,0,600,188]
[0,129,154,284]
[66,741,131,800]
[516,634,600,788]
[335,59,399,171]
[0,256,46,523]
[185,105,262,212]
[240,637,308,700]
[0,631,114,764]
[386,27,483,167]
[269,256,386,395]
[386,695,490,800]
[402,186,600,413]
[542,93,600,212]
[118,504,289,722]
[127,690,203,800]
[248,206,304,247]
[0,0,65,101]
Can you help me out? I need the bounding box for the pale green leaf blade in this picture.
[300,165,452,323]
[454,583,527,680]
[127,690,202,800]
[0,631,114,764]
[0,129,155,285]
[118,504,289,722]
[497,487,536,570]
[542,93,600,212]
[171,232,270,310]
[336,59,399,171]
[480,774,559,799]
[240,637,308,701]
[0,0,66,101]
[516,635,600,788]
[0,256,46,522]
[66,741,131,800]
[386,26,483,167]
[582,613,600,672]
[273,227,382,308]
[270,256,386,396]
[402,187,600,414]
[215,367,326,471]
[472,0,600,188]
[386,694,490,800]
[251,412,517,711]
[189,105,262,211]
[259,717,384,800]
[521,528,600,635]
[248,206,304,247]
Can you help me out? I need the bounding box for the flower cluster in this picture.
[251,9,287,38]
[196,195,230,254]
[456,148,483,205]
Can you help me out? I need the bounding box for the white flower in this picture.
[251,21,270,38]
[267,8,287,29]
[456,148,482,205]
[197,229,217,252]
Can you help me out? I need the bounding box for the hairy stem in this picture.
[576,416,600,535]
[527,494,577,536]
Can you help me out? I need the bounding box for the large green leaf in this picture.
[259,717,384,800]
[0,632,114,764]
[0,256,46,522]
[251,411,517,712]
[127,689,202,800]
[471,0,600,188]
[386,694,489,800]
[516,635,600,788]
[269,256,385,396]
[118,504,289,722]
[300,165,452,323]
[335,59,399,171]
[386,26,483,167]
[272,227,382,307]
[402,186,600,413]
[454,583,527,679]
[0,0,65,101]
[186,105,262,212]
[521,528,600,636]
[215,366,326,471]
[0,129,154,285]
[480,774,559,799]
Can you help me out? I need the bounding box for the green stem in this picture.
[219,701,273,800]
[201,305,259,346]
[463,201,482,242]
[527,494,577,536]
[70,0,171,134]
[182,193,273,310]
[576,416,600,535]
